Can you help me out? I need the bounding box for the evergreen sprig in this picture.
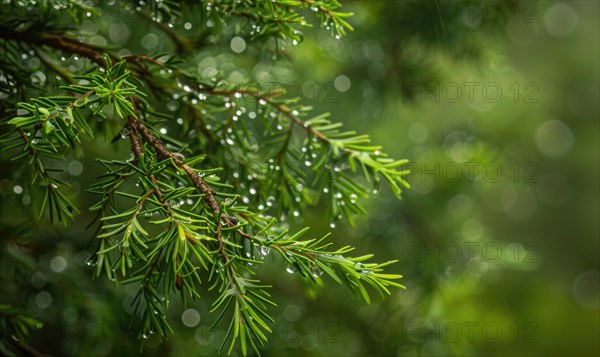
[0,1,408,355]
[0,304,43,342]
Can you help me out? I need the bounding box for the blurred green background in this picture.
[0,1,598,356]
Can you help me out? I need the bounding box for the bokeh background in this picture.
[0,1,598,356]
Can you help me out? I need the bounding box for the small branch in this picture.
[233,227,316,260]
[132,118,220,214]
[127,117,143,164]
[15,128,52,183]
[128,115,236,286]
[41,33,114,66]
[0,28,113,66]
[199,87,328,141]
[122,54,166,68]
[148,174,171,212]
[131,189,155,219]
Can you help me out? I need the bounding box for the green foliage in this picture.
[0,304,43,343]
[0,1,408,355]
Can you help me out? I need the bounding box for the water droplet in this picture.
[350,194,358,203]
[304,160,312,167]
[172,152,185,161]
[311,265,324,278]
[266,196,275,207]
[285,265,297,274]
[354,262,362,269]
[30,71,46,86]
[230,36,246,53]
[258,99,267,106]
[166,101,178,111]
[13,185,23,195]
[120,128,129,139]
[258,246,270,257]
[329,222,336,229]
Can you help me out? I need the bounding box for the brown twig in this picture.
[132,119,220,213]
[197,87,330,142]
[132,189,155,218]
[126,117,143,164]
[128,115,235,285]
[0,28,114,66]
